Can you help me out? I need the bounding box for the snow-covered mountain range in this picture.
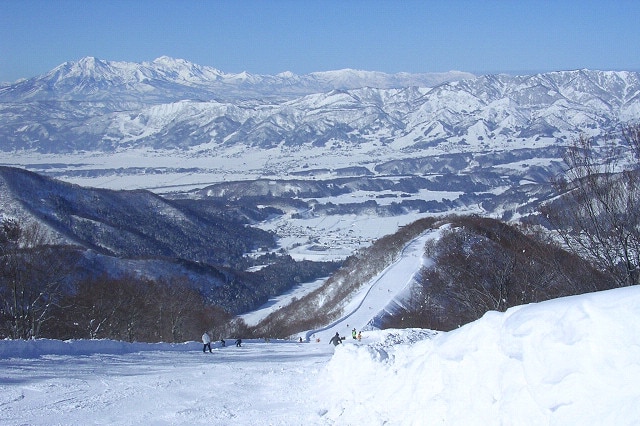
[2,56,639,253]
[1,56,638,158]
[1,57,640,308]
[0,56,473,102]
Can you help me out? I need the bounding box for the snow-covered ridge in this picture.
[0,56,474,103]
[1,57,637,159]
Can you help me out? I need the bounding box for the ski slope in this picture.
[2,230,640,425]
[306,230,438,343]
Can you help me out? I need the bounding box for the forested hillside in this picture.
[0,166,339,340]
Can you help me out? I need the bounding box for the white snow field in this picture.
[2,229,640,425]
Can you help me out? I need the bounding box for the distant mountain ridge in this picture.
[0,56,638,156]
[0,56,474,103]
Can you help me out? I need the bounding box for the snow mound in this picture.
[319,286,640,425]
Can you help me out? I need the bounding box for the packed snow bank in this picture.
[319,286,640,425]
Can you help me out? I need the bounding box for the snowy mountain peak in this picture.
[148,56,225,80]
[51,56,114,79]
[152,55,190,66]
[75,56,103,70]
[276,70,297,79]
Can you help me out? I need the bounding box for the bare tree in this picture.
[62,275,130,340]
[53,274,223,343]
[0,219,79,339]
[622,123,640,161]
[542,126,640,287]
[153,277,212,342]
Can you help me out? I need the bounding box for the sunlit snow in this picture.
[2,229,639,425]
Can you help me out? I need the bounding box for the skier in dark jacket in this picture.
[329,332,342,346]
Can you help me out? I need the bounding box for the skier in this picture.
[235,338,242,347]
[329,332,342,346]
[357,331,362,341]
[352,328,357,339]
[202,332,212,353]
[220,338,226,347]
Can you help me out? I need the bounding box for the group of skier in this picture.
[329,328,363,346]
[202,332,241,353]
[203,327,362,352]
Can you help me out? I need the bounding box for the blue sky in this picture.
[1,0,639,82]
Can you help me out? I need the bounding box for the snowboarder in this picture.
[235,338,242,347]
[202,332,212,353]
[352,328,357,339]
[330,332,342,346]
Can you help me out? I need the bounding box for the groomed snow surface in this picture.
[2,287,640,425]
[2,228,640,425]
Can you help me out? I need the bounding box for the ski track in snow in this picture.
[0,342,334,425]
[306,230,439,343]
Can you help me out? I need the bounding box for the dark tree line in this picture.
[0,218,234,342]
[210,255,340,314]
[46,275,230,342]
